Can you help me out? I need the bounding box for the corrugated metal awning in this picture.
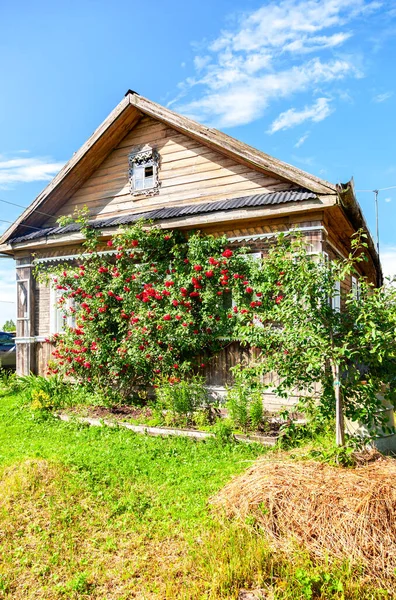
[10,188,317,244]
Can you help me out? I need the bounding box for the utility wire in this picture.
[0,218,43,231]
[0,197,53,218]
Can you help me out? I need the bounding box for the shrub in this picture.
[36,219,254,399]
[212,419,235,445]
[226,365,266,432]
[155,375,211,426]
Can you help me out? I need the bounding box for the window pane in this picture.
[145,166,154,178]
[144,176,154,189]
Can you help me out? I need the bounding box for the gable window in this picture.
[129,146,159,196]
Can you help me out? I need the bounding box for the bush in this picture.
[212,419,235,445]
[155,376,212,426]
[226,365,266,432]
[15,374,100,412]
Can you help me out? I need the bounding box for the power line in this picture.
[0,218,43,231]
[0,197,53,218]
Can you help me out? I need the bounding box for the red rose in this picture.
[222,249,233,258]
[205,270,214,278]
[275,295,284,304]
[172,300,178,306]
[163,314,171,321]
[245,287,254,294]
[180,287,188,295]
[173,364,179,369]
[131,240,139,247]
[107,240,113,247]
[164,235,170,240]
[193,265,203,271]
[184,258,189,264]
[165,281,174,287]
[208,257,219,266]
[83,361,91,369]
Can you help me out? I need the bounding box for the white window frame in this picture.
[129,146,159,196]
[351,275,360,300]
[332,280,341,312]
[49,279,76,335]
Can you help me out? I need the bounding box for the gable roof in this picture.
[0,90,338,245]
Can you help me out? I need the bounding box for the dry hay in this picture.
[212,453,396,584]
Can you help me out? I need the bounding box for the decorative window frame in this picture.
[49,278,76,335]
[128,145,160,197]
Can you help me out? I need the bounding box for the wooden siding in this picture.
[49,116,294,224]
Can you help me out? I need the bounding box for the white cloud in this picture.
[385,197,392,203]
[268,98,333,133]
[295,132,310,147]
[381,247,396,281]
[174,0,380,128]
[373,91,393,103]
[0,156,64,188]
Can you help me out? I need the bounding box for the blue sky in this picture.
[1,0,396,324]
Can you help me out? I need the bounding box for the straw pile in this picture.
[212,454,396,583]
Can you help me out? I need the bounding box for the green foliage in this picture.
[2,319,15,332]
[237,231,396,445]
[155,375,212,426]
[37,219,254,399]
[0,369,21,397]
[226,365,266,432]
[36,213,396,446]
[0,392,390,598]
[212,418,235,445]
[308,444,357,467]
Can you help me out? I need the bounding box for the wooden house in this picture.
[0,90,381,409]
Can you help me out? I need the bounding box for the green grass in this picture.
[0,392,392,599]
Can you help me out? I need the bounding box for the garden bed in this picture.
[57,407,279,446]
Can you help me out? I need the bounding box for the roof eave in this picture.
[336,180,383,286]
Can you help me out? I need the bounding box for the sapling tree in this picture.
[238,233,396,446]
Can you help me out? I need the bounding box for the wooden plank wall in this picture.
[49,116,294,224]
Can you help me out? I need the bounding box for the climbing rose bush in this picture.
[39,222,261,397]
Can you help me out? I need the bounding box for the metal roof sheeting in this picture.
[9,189,316,244]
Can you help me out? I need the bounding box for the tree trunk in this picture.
[331,361,345,446]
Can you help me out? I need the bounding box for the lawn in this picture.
[0,392,391,599]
